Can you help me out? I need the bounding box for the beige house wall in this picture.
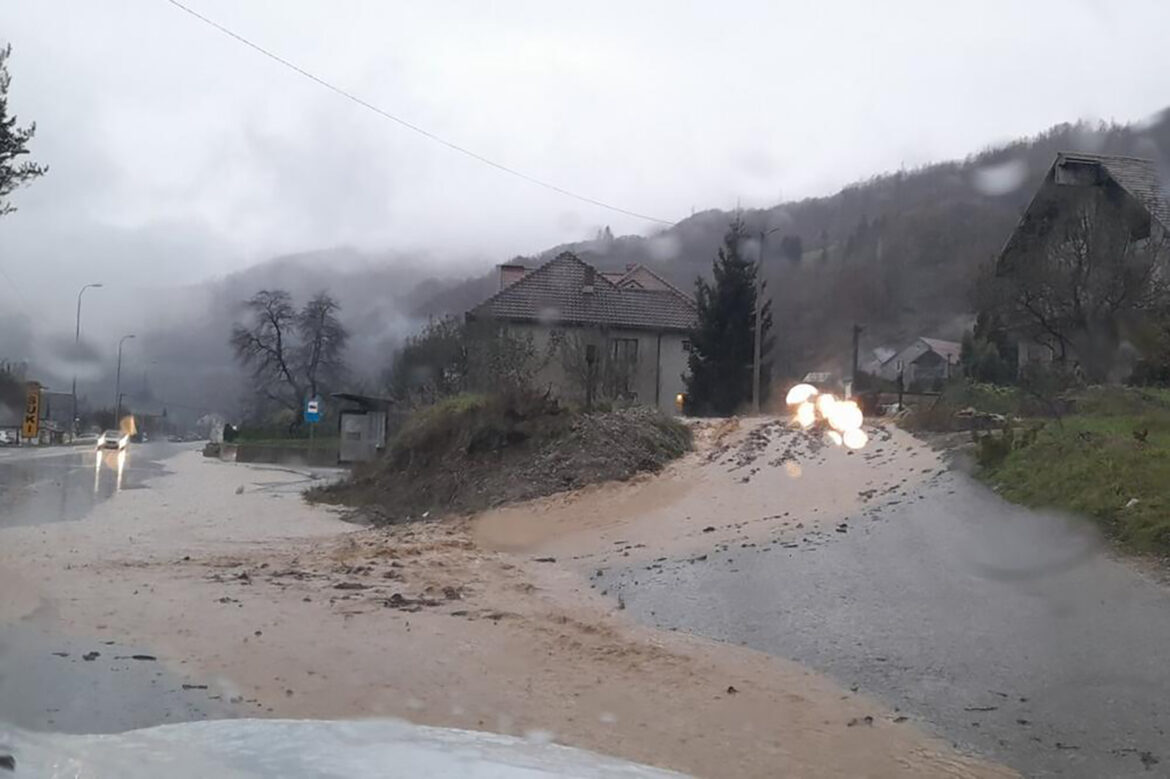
[501,322,688,415]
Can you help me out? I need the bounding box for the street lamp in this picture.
[72,282,103,435]
[114,334,136,425]
[753,227,782,415]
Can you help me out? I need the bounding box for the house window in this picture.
[682,338,692,353]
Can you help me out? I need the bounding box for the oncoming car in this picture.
[97,429,130,450]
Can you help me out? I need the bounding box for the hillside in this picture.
[72,109,1170,424]
[415,111,1170,377]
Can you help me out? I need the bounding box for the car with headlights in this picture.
[97,429,129,450]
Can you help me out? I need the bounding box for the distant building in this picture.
[466,253,697,415]
[869,337,961,388]
[801,371,838,389]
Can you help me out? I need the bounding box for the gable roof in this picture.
[919,337,961,363]
[1057,152,1170,230]
[616,264,696,297]
[998,152,1170,270]
[468,253,697,333]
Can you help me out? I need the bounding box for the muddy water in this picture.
[605,470,1170,778]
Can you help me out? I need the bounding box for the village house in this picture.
[996,152,1170,377]
[466,252,697,415]
[867,337,962,389]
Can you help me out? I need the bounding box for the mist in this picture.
[6,0,1170,423]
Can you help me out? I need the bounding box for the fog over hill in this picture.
[7,109,1168,425]
[411,111,1170,376]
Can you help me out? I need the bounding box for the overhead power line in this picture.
[163,0,675,227]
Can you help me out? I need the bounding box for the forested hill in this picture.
[416,110,1170,377]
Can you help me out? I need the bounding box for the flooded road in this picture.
[606,469,1170,778]
[1,442,232,733]
[0,442,181,528]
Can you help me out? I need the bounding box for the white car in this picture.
[97,429,130,450]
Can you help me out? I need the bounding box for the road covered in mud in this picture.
[597,420,1170,778]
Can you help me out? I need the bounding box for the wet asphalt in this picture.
[0,442,179,529]
[0,443,231,733]
[604,469,1170,778]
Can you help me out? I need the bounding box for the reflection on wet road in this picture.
[608,470,1170,778]
[0,443,179,528]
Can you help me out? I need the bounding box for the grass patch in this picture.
[979,387,1170,555]
[900,380,1023,432]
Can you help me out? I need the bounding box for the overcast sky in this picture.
[4,0,1170,334]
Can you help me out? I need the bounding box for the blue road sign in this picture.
[304,397,321,424]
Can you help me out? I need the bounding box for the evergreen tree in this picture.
[0,46,47,216]
[684,217,773,415]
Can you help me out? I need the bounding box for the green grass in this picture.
[229,437,336,449]
[980,388,1170,555]
[941,381,1023,416]
[900,379,1024,432]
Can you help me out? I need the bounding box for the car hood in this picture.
[0,718,686,778]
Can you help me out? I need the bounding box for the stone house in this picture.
[466,253,697,415]
[996,152,1170,377]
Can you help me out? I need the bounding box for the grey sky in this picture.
[4,0,1170,335]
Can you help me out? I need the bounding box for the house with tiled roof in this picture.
[466,253,697,414]
[997,152,1170,374]
[868,337,962,389]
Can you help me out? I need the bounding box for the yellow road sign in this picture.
[22,382,40,440]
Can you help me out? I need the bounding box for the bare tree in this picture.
[297,292,348,401]
[997,186,1170,382]
[464,320,536,394]
[553,329,604,410]
[551,328,641,409]
[231,290,302,414]
[386,317,468,404]
[230,289,348,421]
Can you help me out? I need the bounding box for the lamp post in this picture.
[72,283,103,434]
[114,334,135,426]
[753,228,782,415]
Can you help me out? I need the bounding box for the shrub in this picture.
[974,425,1014,468]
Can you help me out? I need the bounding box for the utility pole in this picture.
[851,323,864,393]
[72,283,103,435]
[753,228,781,415]
[114,334,135,426]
